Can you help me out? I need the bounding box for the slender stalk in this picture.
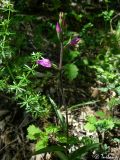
[60,74,69,156]
[59,42,63,70]
[58,40,69,157]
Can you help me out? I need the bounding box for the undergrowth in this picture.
[0,0,120,160]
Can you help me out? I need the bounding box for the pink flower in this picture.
[70,37,80,46]
[36,58,52,68]
[56,22,62,33]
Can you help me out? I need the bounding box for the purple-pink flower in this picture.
[70,37,80,46]
[37,58,52,68]
[56,22,62,33]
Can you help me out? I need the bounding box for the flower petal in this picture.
[70,37,80,46]
[37,58,52,68]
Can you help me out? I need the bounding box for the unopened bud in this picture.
[56,22,62,33]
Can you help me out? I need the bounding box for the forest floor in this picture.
[0,83,120,160]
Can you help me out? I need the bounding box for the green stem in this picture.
[58,40,69,157]
[18,64,37,86]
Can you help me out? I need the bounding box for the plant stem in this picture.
[58,40,69,157]
[59,42,63,70]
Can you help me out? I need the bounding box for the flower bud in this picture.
[59,12,67,29]
[59,12,64,24]
[56,22,62,33]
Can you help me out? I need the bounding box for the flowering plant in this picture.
[34,11,81,155]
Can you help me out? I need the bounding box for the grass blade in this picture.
[49,96,66,129]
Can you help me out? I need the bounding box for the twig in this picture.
[0,139,17,154]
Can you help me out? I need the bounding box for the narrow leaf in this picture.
[69,143,99,160]
[69,100,99,110]
[49,96,66,129]
[55,151,68,160]
[34,145,67,155]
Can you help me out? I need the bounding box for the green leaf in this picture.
[48,96,66,129]
[84,123,96,132]
[27,125,41,140]
[96,119,114,131]
[113,138,120,143]
[83,58,89,65]
[69,100,99,110]
[57,134,67,143]
[115,86,120,95]
[98,87,108,92]
[81,136,95,146]
[69,143,99,160]
[57,135,79,145]
[34,145,67,155]
[87,116,96,124]
[64,64,79,80]
[108,97,120,109]
[55,151,68,160]
[45,125,59,134]
[35,137,48,151]
[96,111,106,119]
[107,84,115,89]
[106,119,115,129]
[69,51,80,61]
